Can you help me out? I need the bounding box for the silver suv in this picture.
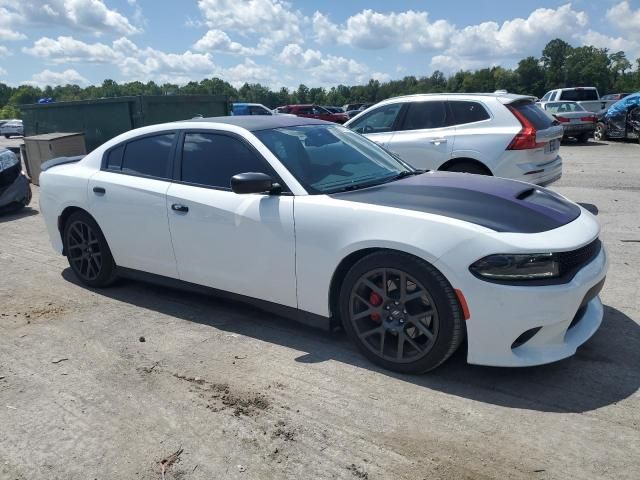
[345,93,564,186]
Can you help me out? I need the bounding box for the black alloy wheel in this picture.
[339,251,464,373]
[63,211,116,287]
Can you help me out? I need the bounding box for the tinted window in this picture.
[401,101,448,130]
[255,125,411,194]
[181,133,273,189]
[511,102,554,130]
[449,101,490,125]
[559,89,599,101]
[348,104,402,134]
[121,133,175,178]
[297,106,313,114]
[106,144,124,170]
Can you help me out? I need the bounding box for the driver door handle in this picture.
[171,204,189,213]
[429,138,447,144]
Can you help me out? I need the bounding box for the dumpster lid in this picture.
[25,132,84,141]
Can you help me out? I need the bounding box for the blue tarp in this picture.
[603,92,640,138]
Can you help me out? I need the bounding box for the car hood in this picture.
[330,171,581,233]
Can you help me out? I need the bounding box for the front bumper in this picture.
[0,173,31,210]
[459,246,608,367]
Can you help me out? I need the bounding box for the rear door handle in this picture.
[171,203,189,213]
[429,138,447,144]
[93,186,106,195]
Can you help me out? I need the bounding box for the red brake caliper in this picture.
[369,291,383,322]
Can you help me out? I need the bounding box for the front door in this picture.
[166,131,297,307]
[347,102,404,148]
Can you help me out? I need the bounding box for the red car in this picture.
[276,104,348,124]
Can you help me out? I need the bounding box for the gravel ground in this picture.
[0,138,638,480]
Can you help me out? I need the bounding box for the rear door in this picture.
[166,131,297,307]
[346,103,403,147]
[384,100,455,169]
[88,132,179,278]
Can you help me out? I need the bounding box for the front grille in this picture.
[557,239,601,277]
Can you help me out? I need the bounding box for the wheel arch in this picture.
[58,206,95,255]
[438,157,493,175]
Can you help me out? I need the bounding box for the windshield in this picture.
[544,102,586,113]
[254,125,413,194]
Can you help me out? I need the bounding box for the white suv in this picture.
[345,93,564,186]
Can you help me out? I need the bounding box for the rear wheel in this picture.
[444,161,490,175]
[339,251,464,373]
[594,123,606,141]
[63,211,116,288]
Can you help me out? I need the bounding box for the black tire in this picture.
[338,251,464,373]
[594,123,606,141]
[3,134,9,138]
[577,133,590,143]
[444,161,490,175]
[63,211,117,288]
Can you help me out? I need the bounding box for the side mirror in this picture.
[230,172,280,194]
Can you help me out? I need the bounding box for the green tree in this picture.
[515,57,546,96]
[542,38,572,88]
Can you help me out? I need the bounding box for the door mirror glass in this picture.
[231,172,279,194]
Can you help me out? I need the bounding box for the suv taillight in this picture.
[506,105,545,150]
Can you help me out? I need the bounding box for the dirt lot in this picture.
[1,139,638,480]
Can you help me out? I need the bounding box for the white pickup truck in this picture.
[540,87,616,113]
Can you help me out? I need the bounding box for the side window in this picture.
[298,107,313,114]
[401,101,448,130]
[250,106,271,115]
[541,92,551,102]
[121,133,175,178]
[449,101,490,125]
[105,144,124,170]
[181,133,275,189]
[348,104,403,133]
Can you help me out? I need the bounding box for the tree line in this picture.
[2,39,639,118]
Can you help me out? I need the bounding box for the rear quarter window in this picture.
[511,102,554,130]
[449,101,490,125]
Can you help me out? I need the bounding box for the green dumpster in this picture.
[21,95,229,152]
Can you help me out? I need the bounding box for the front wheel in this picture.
[63,211,116,287]
[339,251,464,373]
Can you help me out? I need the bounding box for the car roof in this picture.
[232,102,265,107]
[184,115,332,131]
[376,92,535,105]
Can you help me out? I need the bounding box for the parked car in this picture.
[0,119,24,138]
[231,103,273,116]
[38,116,607,373]
[0,148,31,213]
[345,93,564,186]
[540,87,615,113]
[343,103,366,112]
[601,93,631,102]
[276,104,348,123]
[539,101,597,142]
[594,92,640,143]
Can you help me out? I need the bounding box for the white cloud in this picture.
[0,66,7,76]
[312,12,340,44]
[220,58,277,87]
[193,30,254,55]
[0,28,26,41]
[196,0,303,52]
[0,0,139,36]
[23,35,216,83]
[277,43,369,85]
[0,45,9,57]
[23,36,119,63]
[607,1,640,40]
[24,68,90,87]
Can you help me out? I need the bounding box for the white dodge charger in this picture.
[39,116,608,373]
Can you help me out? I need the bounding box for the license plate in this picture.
[546,139,560,153]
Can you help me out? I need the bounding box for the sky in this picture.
[0,0,639,89]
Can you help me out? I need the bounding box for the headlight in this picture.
[470,253,559,280]
[0,149,19,173]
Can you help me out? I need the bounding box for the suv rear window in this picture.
[559,89,599,101]
[510,102,554,130]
